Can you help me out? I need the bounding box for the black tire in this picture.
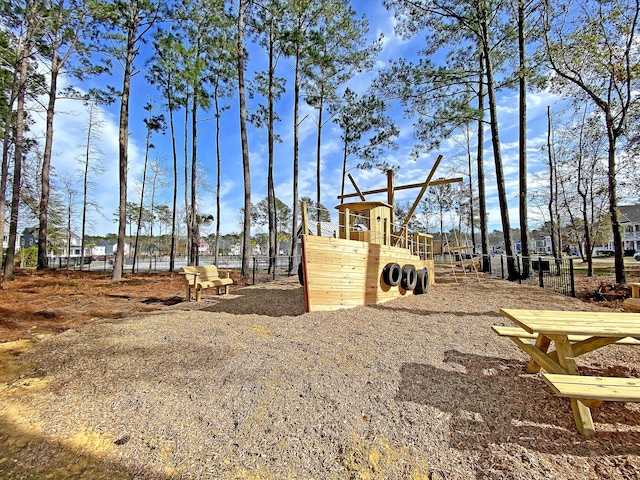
[414,267,429,295]
[382,262,402,286]
[401,264,417,291]
[298,262,304,286]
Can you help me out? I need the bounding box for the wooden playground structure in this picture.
[299,155,462,312]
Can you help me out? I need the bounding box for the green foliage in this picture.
[19,245,38,267]
[251,197,292,234]
[300,196,331,222]
[331,87,398,182]
[378,0,514,154]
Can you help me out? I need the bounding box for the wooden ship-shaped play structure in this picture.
[299,155,462,312]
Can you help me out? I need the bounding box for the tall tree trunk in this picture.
[575,107,593,276]
[267,14,276,274]
[477,53,490,271]
[0,93,15,276]
[481,17,516,279]
[168,77,178,272]
[5,32,31,282]
[465,126,476,251]
[214,90,221,266]
[289,42,301,273]
[546,106,559,259]
[183,92,191,262]
[190,86,198,266]
[79,103,96,271]
[37,56,59,270]
[133,122,151,274]
[518,0,530,277]
[315,91,324,229]
[606,115,625,284]
[112,32,136,281]
[238,0,252,278]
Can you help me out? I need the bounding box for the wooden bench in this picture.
[491,325,640,345]
[623,282,640,312]
[542,374,640,402]
[179,265,233,301]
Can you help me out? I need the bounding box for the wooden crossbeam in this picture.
[347,174,366,201]
[400,154,443,232]
[337,177,463,200]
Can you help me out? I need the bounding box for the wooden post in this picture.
[384,218,389,245]
[387,170,394,226]
[343,208,350,240]
[301,201,308,236]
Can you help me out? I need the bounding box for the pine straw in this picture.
[5,277,640,479]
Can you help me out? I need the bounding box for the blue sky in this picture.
[31,0,565,238]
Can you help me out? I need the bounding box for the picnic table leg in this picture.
[554,335,595,436]
[526,334,551,373]
[185,285,191,302]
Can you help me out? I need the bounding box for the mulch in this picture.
[0,270,639,479]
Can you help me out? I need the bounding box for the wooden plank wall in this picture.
[302,235,434,312]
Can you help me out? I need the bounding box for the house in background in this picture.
[619,205,640,252]
[92,240,130,258]
[531,234,553,255]
[229,243,241,256]
[46,228,91,260]
[19,227,38,250]
[2,221,21,251]
[198,238,210,256]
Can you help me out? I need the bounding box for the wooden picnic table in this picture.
[496,308,640,436]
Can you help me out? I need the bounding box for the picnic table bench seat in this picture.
[542,374,640,403]
[623,282,640,312]
[179,265,233,301]
[496,308,640,436]
[491,325,640,345]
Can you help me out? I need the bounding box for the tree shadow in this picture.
[0,407,167,479]
[195,285,307,317]
[396,349,640,459]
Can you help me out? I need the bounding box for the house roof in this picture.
[304,221,340,237]
[619,205,640,224]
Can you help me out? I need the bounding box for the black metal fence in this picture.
[42,251,576,299]
[251,255,302,284]
[480,254,575,297]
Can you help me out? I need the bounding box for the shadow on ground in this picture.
[396,349,640,461]
[174,283,307,317]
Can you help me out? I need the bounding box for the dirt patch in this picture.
[0,269,255,343]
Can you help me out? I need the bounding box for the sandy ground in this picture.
[1,271,640,479]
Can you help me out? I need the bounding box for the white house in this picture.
[91,240,130,258]
[531,234,552,255]
[2,220,21,251]
[619,205,640,252]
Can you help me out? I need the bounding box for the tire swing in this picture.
[382,262,402,286]
[298,263,304,286]
[414,267,429,295]
[401,264,417,291]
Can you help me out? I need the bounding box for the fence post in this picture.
[538,257,544,288]
[517,256,522,284]
[252,257,256,285]
[569,258,575,297]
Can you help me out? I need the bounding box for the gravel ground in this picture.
[4,277,640,479]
